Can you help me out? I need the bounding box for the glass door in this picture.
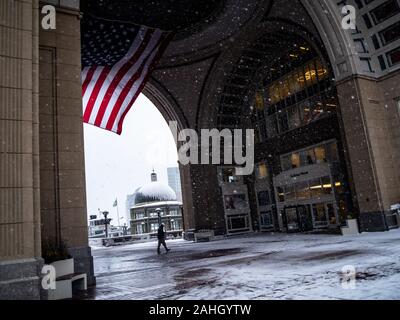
[284,205,313,232]
[312,203,329,228]
[284,207,300,232]
[298,205,313,231]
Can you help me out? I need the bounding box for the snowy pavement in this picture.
[82,230,400,300]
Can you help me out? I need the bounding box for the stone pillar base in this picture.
[359,212,388,232]
[0,258,44,300]
[68,246,96,286]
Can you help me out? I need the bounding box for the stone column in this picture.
[0,0,43,299]
[38,2,95,285]
[181,164,226,235]
[337,75,400,231]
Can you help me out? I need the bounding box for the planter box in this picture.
[47,258,87,300]
[50,258,74,278]
[194,230,215,242]
[341,219,359,236]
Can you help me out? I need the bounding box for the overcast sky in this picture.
[83,94,178,225]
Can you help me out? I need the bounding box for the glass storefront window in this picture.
[136,224,145,234]
[149,211,159,217]
[316,59,328,80]
[312,203,328,227]
[326,142,339,162]
[285,185,296,201]
[327,203,337,225]
[311,99,324,121]
[280,141,338,172]
[322,176,333,194]
[170,219,181,230]
[291,153,300,169]
[304,64,314,86]
[260,211,273,227]
[281,155,292,171]
[135,211,145,219]
[258,191,270,206]
[277,110,289,133]
[324,95,337,113]
[295,181,311,200]
[287,105,301,130]
[290,72,301,93]
[310,178,323,198]
[281,79,290,98]
[264,58,330,129]
[299,150,309,166]
[314,146,327,163]
[269,84,281,104]
[224,194,248,210]
[228,215,249,230]
[300,100,312,125]
[285,207,299,231]
[306,149,316,165]
[297,68,306,90]
[256,162,269,179]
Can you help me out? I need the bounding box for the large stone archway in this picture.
[1,0,400,299]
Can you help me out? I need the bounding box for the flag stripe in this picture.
[88,27,150,125]
[81,21,172,134]
[106,43,159,132]
[114,33,173,134]
[82,66,95,97]
[82,67,105,118]
[94,29,157,127]
[102,30,164,129]
[83,67,111,122]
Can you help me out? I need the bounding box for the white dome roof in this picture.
[134,181,177,205]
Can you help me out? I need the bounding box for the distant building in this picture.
[125,192,137,228]
[129,171,183,237]
[167,167,182,202]
[88,215,124,239]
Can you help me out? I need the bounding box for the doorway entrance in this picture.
[283,205,313,233]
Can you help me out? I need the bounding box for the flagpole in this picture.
[116,198,120,228]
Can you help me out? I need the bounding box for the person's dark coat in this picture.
[157,225,165,240]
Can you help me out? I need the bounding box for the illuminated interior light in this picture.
[304,70,317,81]
[317,68,328,76]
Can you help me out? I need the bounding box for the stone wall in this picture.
[0,0,42,299]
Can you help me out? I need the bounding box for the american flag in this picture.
[81,17,172,134]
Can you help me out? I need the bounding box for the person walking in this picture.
[157,223,170,255]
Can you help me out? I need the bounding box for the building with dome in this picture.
[129,171,183,237]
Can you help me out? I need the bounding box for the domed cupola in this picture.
[134,171,177,205]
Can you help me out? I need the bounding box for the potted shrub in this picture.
[42,238,74,277]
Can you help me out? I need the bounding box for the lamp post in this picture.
[102,211,111,238]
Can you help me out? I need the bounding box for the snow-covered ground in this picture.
[84,230,400,300]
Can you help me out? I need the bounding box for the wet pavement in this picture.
[78,230,400,300]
